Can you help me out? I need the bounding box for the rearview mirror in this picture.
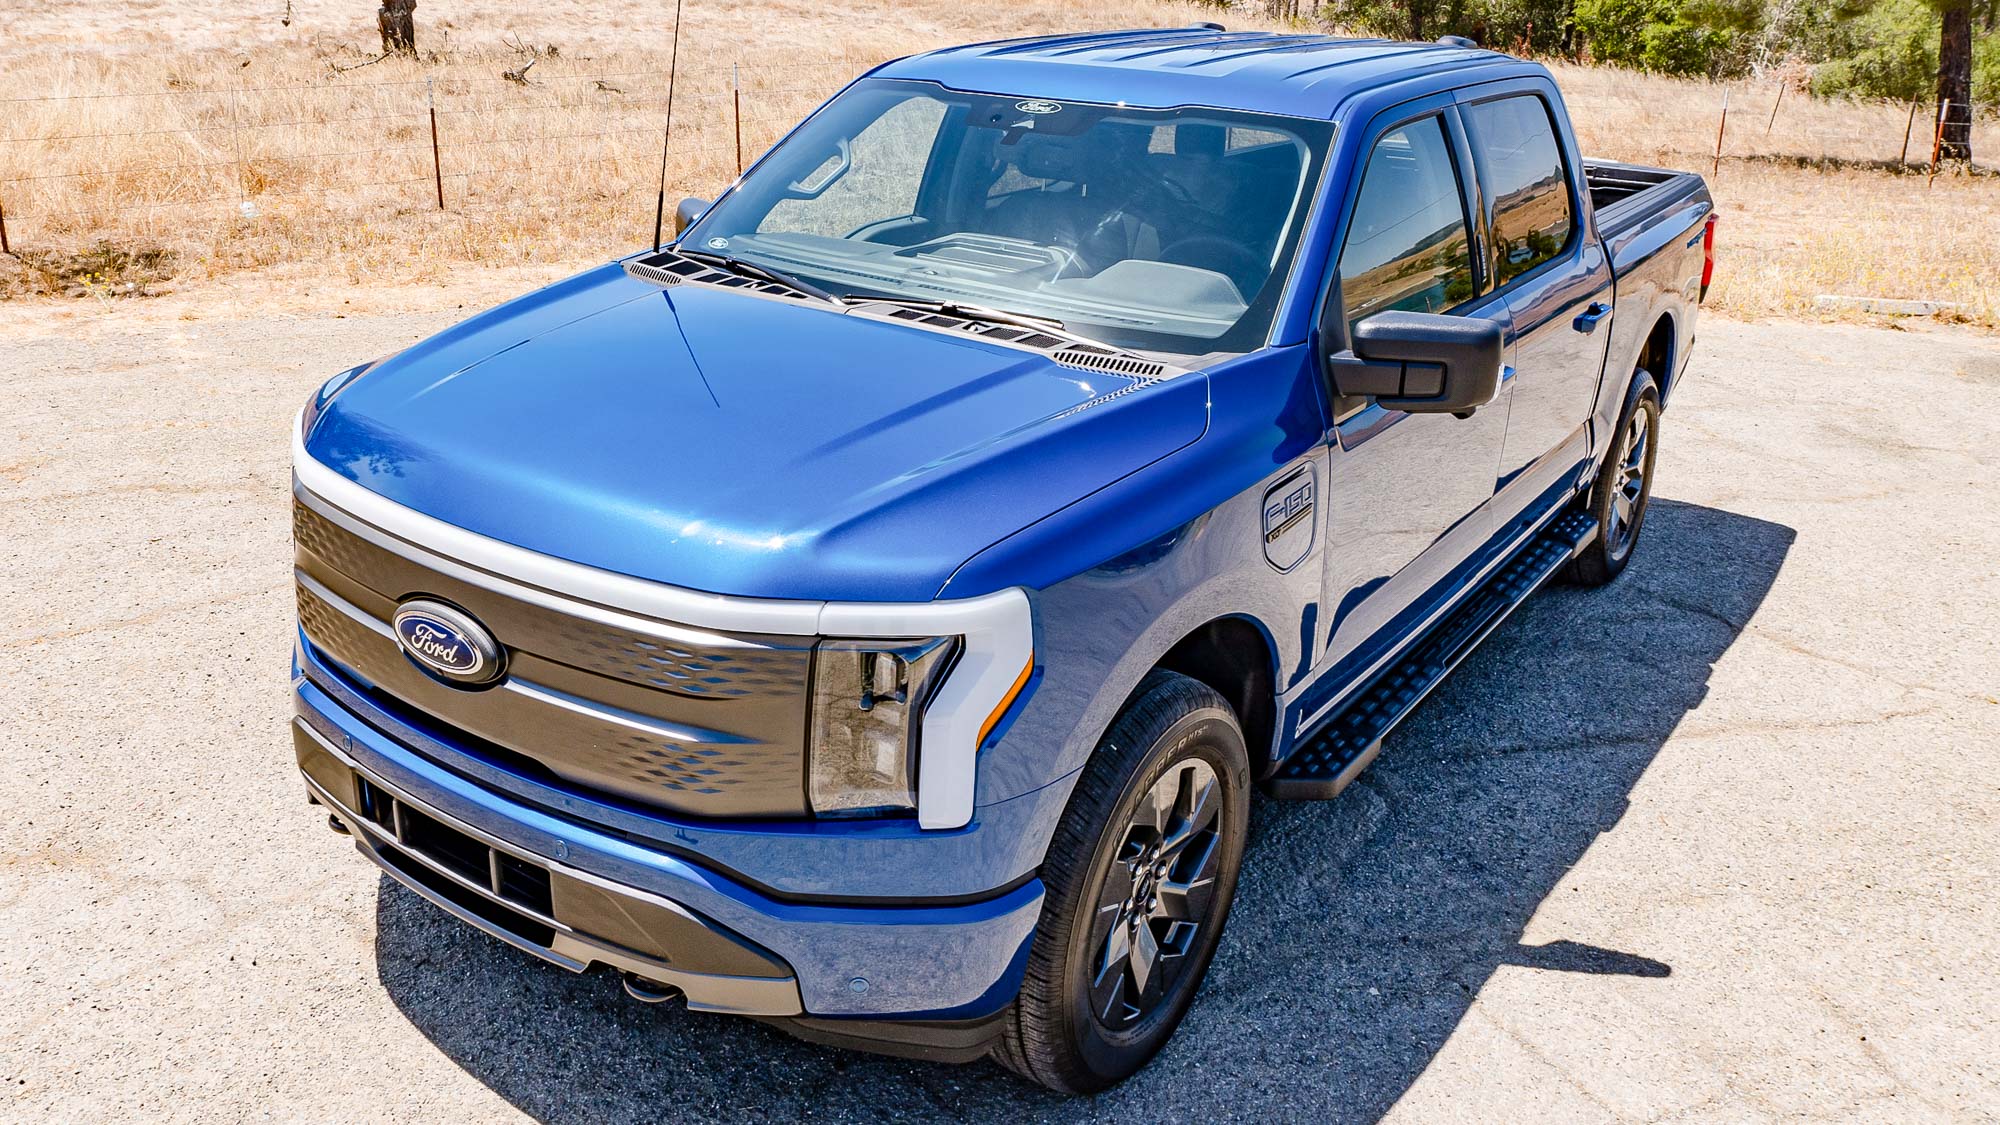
[674,196,710,237]
[786,138,852,198]
[1326,311,1503,415]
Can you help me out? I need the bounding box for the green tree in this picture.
[1810,0,1994,158]
[1571,0,1764,75]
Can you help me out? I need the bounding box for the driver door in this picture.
[1308,103,1513,713]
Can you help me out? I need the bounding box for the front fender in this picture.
[954,346,1331,809]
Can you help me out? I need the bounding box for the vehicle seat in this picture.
[983,131,1161,273]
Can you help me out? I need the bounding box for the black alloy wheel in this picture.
[1568,371,1661,586]
[1085,758,1225,1031]
[993,670,1249,1093]
[1605,402,1653,557]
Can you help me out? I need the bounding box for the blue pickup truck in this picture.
[290,27,1715,1091]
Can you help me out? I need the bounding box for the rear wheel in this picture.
[1568,372,1661,586]
[993,670,1250,1093]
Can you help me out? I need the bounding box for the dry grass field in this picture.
[0,0,1994,327]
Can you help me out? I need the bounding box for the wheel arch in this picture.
[1636,311,1677,402]
[1149,614,1279,778]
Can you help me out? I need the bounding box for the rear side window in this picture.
[1465,95,1573,285]
[1337,115,1476,332]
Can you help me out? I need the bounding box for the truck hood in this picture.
[303,263,1209,602]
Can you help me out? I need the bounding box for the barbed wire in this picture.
[0,61,863,105]
[2,84,836,146]
[2,143,744,223]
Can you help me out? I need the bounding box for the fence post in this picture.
[0,193,10,256]
[427,76,445,210]
[1712,90,1729,177]
[733,64,743,176]
[1928,99,1949,187]
[1765,83,1783,134]
[1900,98,1920,166]
[227,77,251,212]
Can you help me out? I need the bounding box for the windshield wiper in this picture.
[674,248,845,305]
[860,297,1170,373]
[861,296,1067,333]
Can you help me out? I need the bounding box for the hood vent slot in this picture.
[1050,346,1167,379]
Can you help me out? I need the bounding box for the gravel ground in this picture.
[2,301,1996,1122]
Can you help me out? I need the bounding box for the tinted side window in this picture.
[1338,115,1476,332]
[1466,95,1573,284]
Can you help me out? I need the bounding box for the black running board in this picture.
[1264,511,1599,801]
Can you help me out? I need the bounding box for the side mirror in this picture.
[674,196,710,237]
[1326,311,1503,415]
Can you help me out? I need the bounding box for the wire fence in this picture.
[0,52,873,274]
[0,50,1992,290]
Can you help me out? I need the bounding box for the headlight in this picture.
[807,636,959,817]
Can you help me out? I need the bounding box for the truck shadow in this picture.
[372,496,1793,1122]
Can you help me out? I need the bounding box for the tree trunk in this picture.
[378,0,417,56]
[1936,0,1972,161]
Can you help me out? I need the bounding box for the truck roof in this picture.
[876,27,1515,121]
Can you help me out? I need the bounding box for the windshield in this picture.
[681,79,1333,356]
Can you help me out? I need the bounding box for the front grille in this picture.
[357,775,557,923]
[294,493,814,817]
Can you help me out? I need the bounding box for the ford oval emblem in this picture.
[1014,100,1062,115]
[392,599,504,688]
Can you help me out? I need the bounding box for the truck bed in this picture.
[1584,158,1712,290]
[1584,160,1707,242]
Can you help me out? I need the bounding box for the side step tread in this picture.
[1265,511,1598,801]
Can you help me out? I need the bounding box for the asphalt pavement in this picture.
[2,304,1995,1121]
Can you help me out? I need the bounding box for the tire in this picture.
[992,670,1251,1093]
[1568,371,1661,587]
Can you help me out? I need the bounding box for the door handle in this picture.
[1572,302,1611,333]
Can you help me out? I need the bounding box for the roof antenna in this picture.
[1436,34,1478,48]
[1192,21,1226,31]
[651,0,686,251]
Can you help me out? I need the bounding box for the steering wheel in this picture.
[1069,175,1203,276]
[1159,234,1265,297]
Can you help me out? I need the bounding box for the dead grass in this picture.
[1,1,1995,330]
[1550,63,2000,326]
[0,240,178,299]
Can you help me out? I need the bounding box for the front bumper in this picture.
[294,670,1044,1021]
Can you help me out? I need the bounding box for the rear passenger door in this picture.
[1460,83,1614,523]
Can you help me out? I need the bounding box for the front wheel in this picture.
[1568,372,1661,586]
[992,671,1250,1093]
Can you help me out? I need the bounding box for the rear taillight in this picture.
[1699,213,1718,301]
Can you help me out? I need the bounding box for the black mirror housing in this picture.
[674,196,711,237]
[1327,311,1503,414]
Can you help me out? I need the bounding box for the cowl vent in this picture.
[1051,345,1167,379]
[622,251,813,300]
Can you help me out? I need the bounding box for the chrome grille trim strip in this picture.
[296,567,755,748]
[296,569,393,640]
[503,678,754,747]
